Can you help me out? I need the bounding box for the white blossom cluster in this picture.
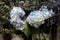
[10,6,55,29]
[10,7,25,30]
[26,6,55,28]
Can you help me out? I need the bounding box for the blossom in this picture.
[10,7,25,30]
[26,6,55,28]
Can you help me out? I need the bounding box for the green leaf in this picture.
[23,22,31,38]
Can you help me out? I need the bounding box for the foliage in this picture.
[24,9,33,16]
[23,22,31,38]
[0,1,14,34]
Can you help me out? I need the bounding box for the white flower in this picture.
[10,7,25,30]
[26,6,55,28]
[26,10,45,27]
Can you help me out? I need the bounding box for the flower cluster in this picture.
[10,6,55,29]
[10,7,25,30]
[26,6,55,28]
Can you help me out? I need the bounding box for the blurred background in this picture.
[0,0,60,40]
